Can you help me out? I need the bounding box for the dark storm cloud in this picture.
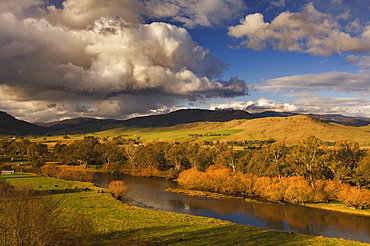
[0,0,249,122]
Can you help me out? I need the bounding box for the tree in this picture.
[217,148,243,172]
[329,139,363,183]
[264,142,291,179]
[165,143,190,172]
[95,140,126,169]
[53,143,66,157]
[0,137,15,159]
[57,143,76,165]
[58,137,101,167]
[27,142,48,167]
[352,152,370,187]
[184,143,200,168]
[287,136,330,187]
[7,139,31,161]
[125,143,140,169]
[77,136,101,167]
[189,147,214,171]
[245,148,271,177]
[212,143,229,164]
[236,151,253,173]
[148,141,172,171]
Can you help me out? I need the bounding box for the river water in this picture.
[93,173,370,243]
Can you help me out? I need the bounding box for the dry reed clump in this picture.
[40,164,59,177]
[108,180,129,199]
[117,165,177,180]
[57,165,94,182]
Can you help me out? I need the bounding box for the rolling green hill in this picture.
[77,115,370,147]
[2,109,370,147]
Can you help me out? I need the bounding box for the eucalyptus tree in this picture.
[217,148,244,172]
[165,142,191,172]
[0,137,15,159]
[287,136,331,187]
[27,142,48,167]
[189,146,214,171]
[352,151,370,187]
[329,139,363,183]
[7,138,31,161]
[57,136,101,167]
[96,140,127,167]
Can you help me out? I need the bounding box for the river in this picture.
[93,172,370,243]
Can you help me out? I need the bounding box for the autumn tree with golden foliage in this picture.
[108,180,129,199]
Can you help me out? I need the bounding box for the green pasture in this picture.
[0,173,368,246]
[20,115,370,147]
[27,125,244,146]
[95,125,243,143]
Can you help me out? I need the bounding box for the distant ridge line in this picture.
[1,109,370,136]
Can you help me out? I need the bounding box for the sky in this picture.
[1,0,370,123]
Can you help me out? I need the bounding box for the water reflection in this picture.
[93,173,370,243]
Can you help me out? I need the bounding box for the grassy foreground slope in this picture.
[1,173,368,246]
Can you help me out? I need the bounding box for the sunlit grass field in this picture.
[29,115,370,148]
[0,173,369,246]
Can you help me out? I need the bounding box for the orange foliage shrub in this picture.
[338,186,370,209]
[178,168,205,190]
[263,178,289,202]
[206,168,234,193]
[58,165,94,182]
[101,163,114,174]
[253,177,272,196]
[312,180,343,202]
[178,165,370,207]
[284,177,314,204]
[40,164,58,177]
[234,172,255,195]
[178,166,255,195]
[108,180,129,198]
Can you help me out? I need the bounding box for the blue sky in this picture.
[0,0,370,122]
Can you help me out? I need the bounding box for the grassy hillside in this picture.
[220,115,370,146]
[32,115,370,147]
[1,173,368,246]
[0,111,46,135]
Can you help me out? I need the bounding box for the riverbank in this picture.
[167,187,370,217]
[0,173,369,246]
[166,187,267,203]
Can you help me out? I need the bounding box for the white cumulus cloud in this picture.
[228,3,370,56]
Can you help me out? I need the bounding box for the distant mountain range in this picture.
[122,109,256,127]
[0,109,369,136]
